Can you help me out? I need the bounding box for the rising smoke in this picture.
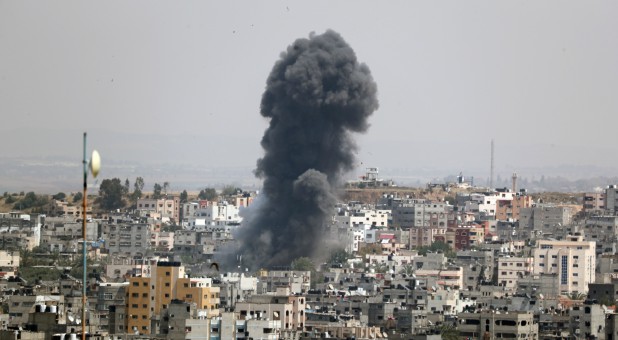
[234,30,379,269]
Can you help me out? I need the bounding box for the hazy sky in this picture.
[1,1,617,190]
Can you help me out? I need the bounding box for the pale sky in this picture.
[1,1,617,191]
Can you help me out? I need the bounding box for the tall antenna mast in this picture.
[490,139,494,189]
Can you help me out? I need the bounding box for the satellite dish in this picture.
[76,318,81,325]
[90,150,101,178]
[68,315,74,322]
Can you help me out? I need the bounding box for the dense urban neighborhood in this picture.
[1,172,618,340]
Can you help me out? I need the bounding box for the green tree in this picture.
[417,241,456,259]
[5,195,16,204]
[98,178,126,210]
[198,188,218,201]
[13,192,47,210]
[153,183,163,199]
[163,182,170,196]
[291,257,316,271]
[132,177,144,202]
[439,324,460,340]
[358,243,383,257]
[328,249,352,267]
[124,178,130,194]
[73,192,83,203]
[222,185,240,196]
[179,190,188,203]
[52,192,66,200]
[134,177,144,192]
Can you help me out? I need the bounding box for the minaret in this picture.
[490,139,494,189]
[512,172,518,193]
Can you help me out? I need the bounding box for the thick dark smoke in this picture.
[234,30,378,269]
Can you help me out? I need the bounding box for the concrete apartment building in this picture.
[257,269,311,294]
[496,194,533,221]
[101,222,150,257]
[532,235,596,294]
[184,203,242,230]
[415,267,464,290]
[124,261,220,335]
[605,185,618,213]
[408,226,447,248]
[235,287,306,331]
[175,277,220,317]
[136,197,180,224]
[125,262,185,334]
[497,256,533,291]
[583,192,605,213]
[160,300,210,340]
[445,224,485,250]
[519,205,573,232]
[389,199,448,229]
[458,311,538,339]
[50,199,93,218]
[332,207,389,229]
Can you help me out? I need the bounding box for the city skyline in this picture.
[1,1,617,192]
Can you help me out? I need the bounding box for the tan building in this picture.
[0,250,20,268]
[408,227,447,248]
[496,194,533,221]
[125,261,185,334]
[415,267,463,290]
[458,311,537,339]
[125,262,220,335]
[235,287,306,331]
[50,199,92,218]
[175,277,220,317]
[137,197,180,224]
[497,256,533,291]
[532,234,596,294]
[125,277,151,334]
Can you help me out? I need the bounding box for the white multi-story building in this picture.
[184,203,242,230]
[332,208,389,229]
[532,234,595,294]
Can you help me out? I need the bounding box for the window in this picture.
[561,256,568,284]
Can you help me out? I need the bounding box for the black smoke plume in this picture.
[235,30,378,269]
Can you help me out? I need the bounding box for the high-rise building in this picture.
[532,235,596,294]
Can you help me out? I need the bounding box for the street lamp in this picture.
[82,132,100,340]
